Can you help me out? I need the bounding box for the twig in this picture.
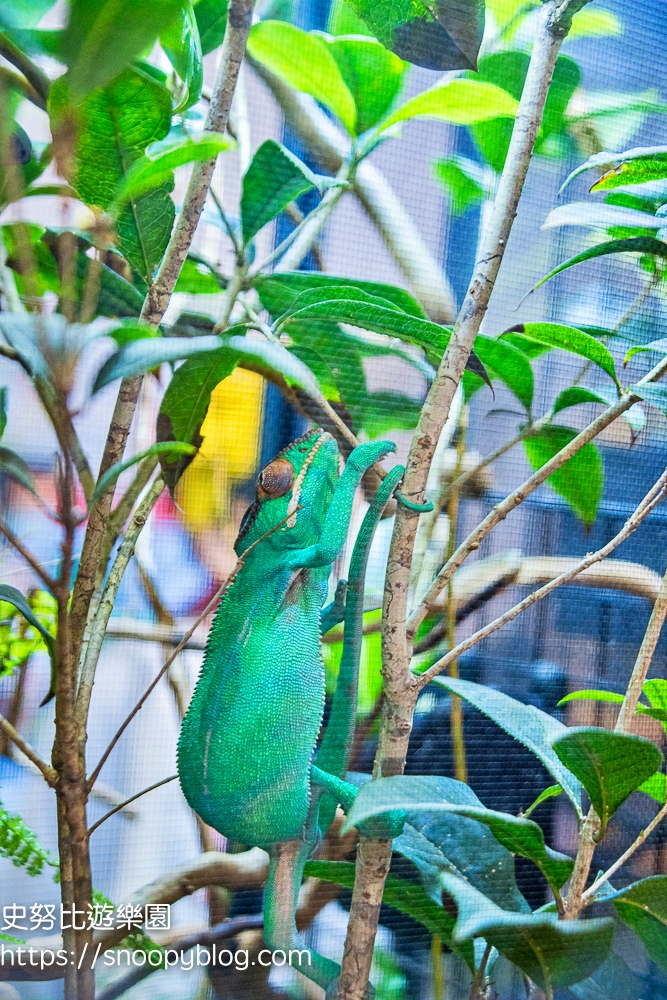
[0,65,45,110]
[581,799,667,904]
[86,507,300,791]
[87,774,177,836]
[0,711,57,784]
[75,476,165,729]
[416,467,667,689]
[0,517,57,590]
[0,31,50,106]
[615,563,667,731]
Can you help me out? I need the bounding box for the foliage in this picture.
[0,799,58,877]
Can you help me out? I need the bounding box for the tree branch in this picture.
[416,467,667,688]
[0,516,57,590]
[615,563,667,731]
[581,798,667,905]
[87,774,177,836]
[0,711,57,784]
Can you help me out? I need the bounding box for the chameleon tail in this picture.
[264,840,340,990]
[315,465,405,832]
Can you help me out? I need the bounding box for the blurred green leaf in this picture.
[193,0,227,54]
[542,202,663,232]
[49,69,174,281]
[379,78,517,132]
[91,441,196,507]
[505,323,617,384]
[638,772,666,804]
[254,272,427,318]
[160,0,204,112]
[0,387,7,439]
[558,689,624,707]
[627,382,667,416]
[552,385,645,436]
[240,140,317,245]
[524,425,603,525]
[433,154,486,216]
[531,237,667,295]
[157,352,237,493]
[0,585,55,659]
[60,0,184,100]
[0,797,58,878]
[247,21,356,135]
[567,7,621,39]
[344,0,485,72]
[473,334,533,411]
[324,35,406,135]
[434,677,582,813]
[607,877,667,969]
[0,447,36,497]
[174,255,224,294]
[552,727,662,832]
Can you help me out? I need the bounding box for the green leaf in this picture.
[560,145,667,194]
[0,585,55,659]
[254,272,427,318]
[626,382,667,417]
[303,859,462,948]
[240,140,317,245]
[0,446,36,496]
[592,153,667,194]
[345,776,573,891]
[379,79,518,132]
[174,255,225,295]
[473,335,534,411]
[638,772,666,804]
[432,677,582,814]
[91,441,196,507]
[60,0,184,101]
[49,69,174,282]
[501,331,552,359]
[568,7,621,39]
[504,323,617,384]
[643,679,667,711]
[623,339,667,364]
[552,386,645,436]
[112,132,234,211]
[558,689,624,707]
[607,877,667,970]
[0,386,7,439]
[551,727,663,832]
[531,237,667,294]
[433,155,486,216]
[344,0,485,72]
[523,425,603,525]
[440,871,613,991]
[324,36,406,135]
[157,352,238,493]
[361,391,422,436]
[0,798,58,878]
[246,21,356,135]
[542,202,664,233]
[523,784,562,819]
[193,0,227,54]
[160,0,204,112]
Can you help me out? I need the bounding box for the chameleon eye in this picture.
[258,458,294,498]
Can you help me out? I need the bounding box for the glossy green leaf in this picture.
[91,441,196,508]
[551,727,662,831]
[379,79,518,132]
[160,0,204,112]
[558,689,624,707]
[552,386,645,436]
[638,772,666,804]
[344,0,485,72]
[560,145,667,193]
[49,69,174,282]
[324,36,406,135]
[523,784,562,819]
[345,776,573,890]
[246,21,356,135]
[157,352,237,493]
[500,331,552,359]
[433,677,582,813]
[542,202,663,233]
[240,140,317,245]
[433,154,486,216]
[524,425,603,525]
[473,334,534,411]
[112,132,234,211]
[254,272,427,318]
[440,871,613,991]
[0,447,37,497]
[0,585,54,658]
[593,155,667,193]
[531,238,667,294]
[608,877,667,970]
[60,0,184,100]
[303,859,461,948]
[505,323,617,383]
[193,0,227,54]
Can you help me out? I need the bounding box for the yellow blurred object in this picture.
[177,368,264,528]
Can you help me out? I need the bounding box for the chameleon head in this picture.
[234,428,340,555]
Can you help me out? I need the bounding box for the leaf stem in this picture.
[615,562,667,731]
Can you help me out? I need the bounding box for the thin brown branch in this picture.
[88,774,177,836]
[0,516,57,590]
[86,506,300,792]
[616,563,667,731]
[416,467,667,688]
[0,65,45,110]
[0,31,50,106]
[0,711,56,784]
[581,798,667,904]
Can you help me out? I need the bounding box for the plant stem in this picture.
[0,711,56,782]
[0,517,57,590]
[469,942,492,1000]
[336,5,601,996]
[581,798,667,904]
[447,406,468,783]
[616,563,667,731]
[0,32,50,107]
[87,774,177,836]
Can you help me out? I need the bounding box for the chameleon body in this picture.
[178,428,401,991]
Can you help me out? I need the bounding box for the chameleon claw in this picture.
[395,490,434,513]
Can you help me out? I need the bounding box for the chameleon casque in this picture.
[178,428,404,993]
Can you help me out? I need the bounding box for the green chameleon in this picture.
[178,428,405,993]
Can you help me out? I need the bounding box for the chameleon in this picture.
[177,427,404,994]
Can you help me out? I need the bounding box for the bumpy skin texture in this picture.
[177,430,395,847]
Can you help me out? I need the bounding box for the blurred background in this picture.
[1,0,667,997]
